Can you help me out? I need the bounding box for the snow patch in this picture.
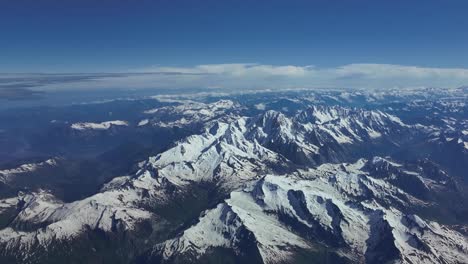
[71,120,128,130]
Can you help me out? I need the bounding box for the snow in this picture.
[0,159,58,184]
[384,208,468,264]
[0,179,155,251]
[71,120,128,130]
[294,105,408,147]
[143,100,240,128]
[255,103,266,110]
[161,203,243,258]
[228,191,309,263]
[157,155,468,263]
[367,129,382,138]
[1,100,466,263]
[141,118,284,188]
[370,156,402,167]
[138,119,149,126]
[100,176,131,191]
[0,197,18,214]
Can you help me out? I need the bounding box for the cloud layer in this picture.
[2,63,468,91]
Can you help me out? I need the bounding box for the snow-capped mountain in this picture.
[0,159,59,184]
[142,99,242,129]
[2,157,466,263]
[157,162,468,264]
[0,98,466,263]
[247,105,410,165]
[138,118,291,191]
[70,120,129,130]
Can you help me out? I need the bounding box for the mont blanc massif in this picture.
[0,87,467,264]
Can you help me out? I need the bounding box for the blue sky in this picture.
[1,0,468,90]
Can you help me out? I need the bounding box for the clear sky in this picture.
[1,0,468,90]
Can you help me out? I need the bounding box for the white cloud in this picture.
[333,63,468,79]
[5,63,468,91]
[129,63,468,89]
[142,63,312,77]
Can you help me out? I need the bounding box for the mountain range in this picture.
[0,90,467,264]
